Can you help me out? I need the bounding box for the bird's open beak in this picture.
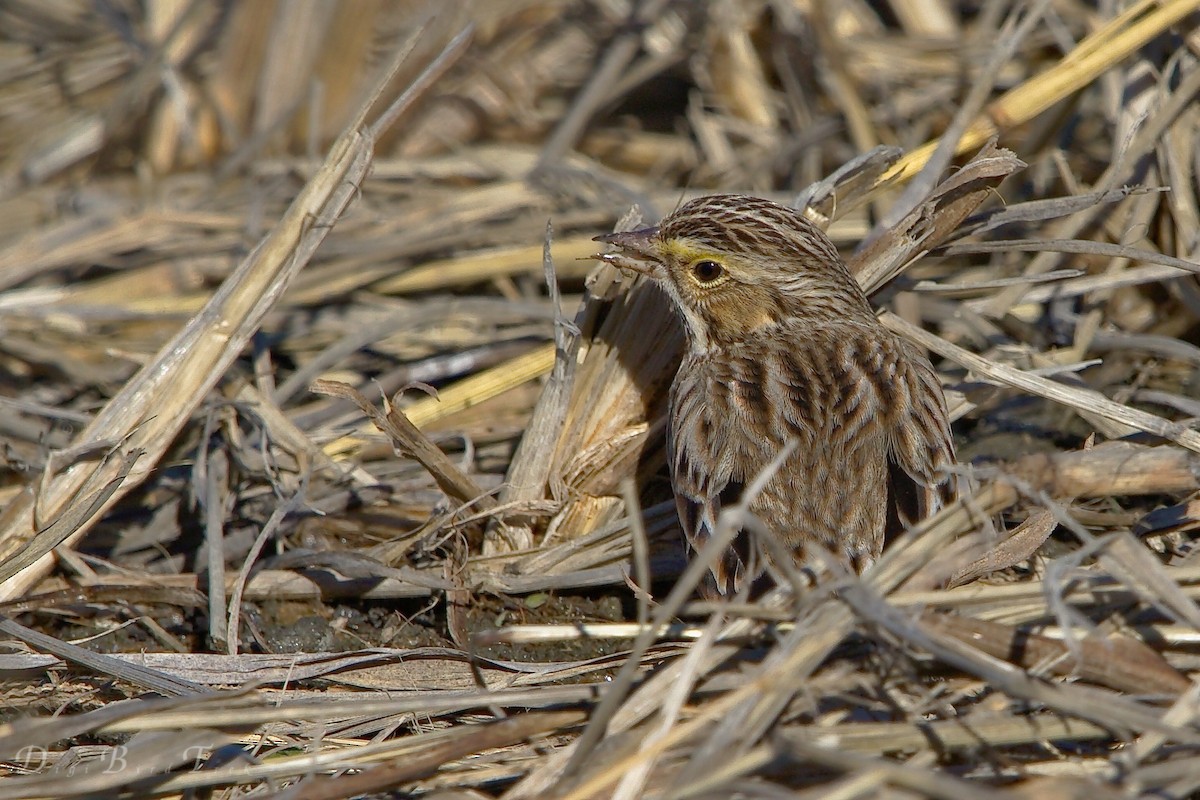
[592,226,662,277]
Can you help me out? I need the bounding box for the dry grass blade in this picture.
[841,580,1195,741]
[281,710,585,800]
[322,344,556,457]
[778,713,1112,756]
[852,141,1026,291]
[793,145,903,225]
[882,312,1200,453]
[774,739,1014,800]
[883,0,1200,182]
[921,610,1191,697]
[488,212,683,554]
[941,238,1200,275]
[0,614,201,698]
[0,24,469,602]
[1006,442,1200,497]
[947,508,1052,586]
[488,225,589,553]
[0,446,141,585]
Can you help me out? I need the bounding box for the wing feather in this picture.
[884,340,957,540]
[667,363,746,594]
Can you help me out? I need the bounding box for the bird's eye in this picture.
[691,260,724,283]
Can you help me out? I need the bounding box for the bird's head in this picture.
[595,194,873,350]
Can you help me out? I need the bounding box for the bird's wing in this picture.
[669,461,747,596]
[667,374,746,595]
[883,339,957,539]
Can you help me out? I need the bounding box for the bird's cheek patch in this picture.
[738,305,780,334]
[728,286,782,331]
[708,293,780,337]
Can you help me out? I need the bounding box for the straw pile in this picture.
[2,1,1200,797]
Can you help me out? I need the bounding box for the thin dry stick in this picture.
[562,441,798,780]
[311,379,495,513]
[882,312,1200,453]
[621,478,652,628]
[203,443,230,651]
[322,344,557,457]
[226,480,308,656]
[612,611,724,800]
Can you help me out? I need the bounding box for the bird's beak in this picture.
[592,226,662,277]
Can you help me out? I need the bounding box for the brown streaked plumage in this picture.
[595,194,956,594]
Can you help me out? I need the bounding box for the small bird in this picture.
[596,194,956,594]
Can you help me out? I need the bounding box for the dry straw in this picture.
[1,2,1200,798]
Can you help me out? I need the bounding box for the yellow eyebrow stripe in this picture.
[659,240,721,264]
